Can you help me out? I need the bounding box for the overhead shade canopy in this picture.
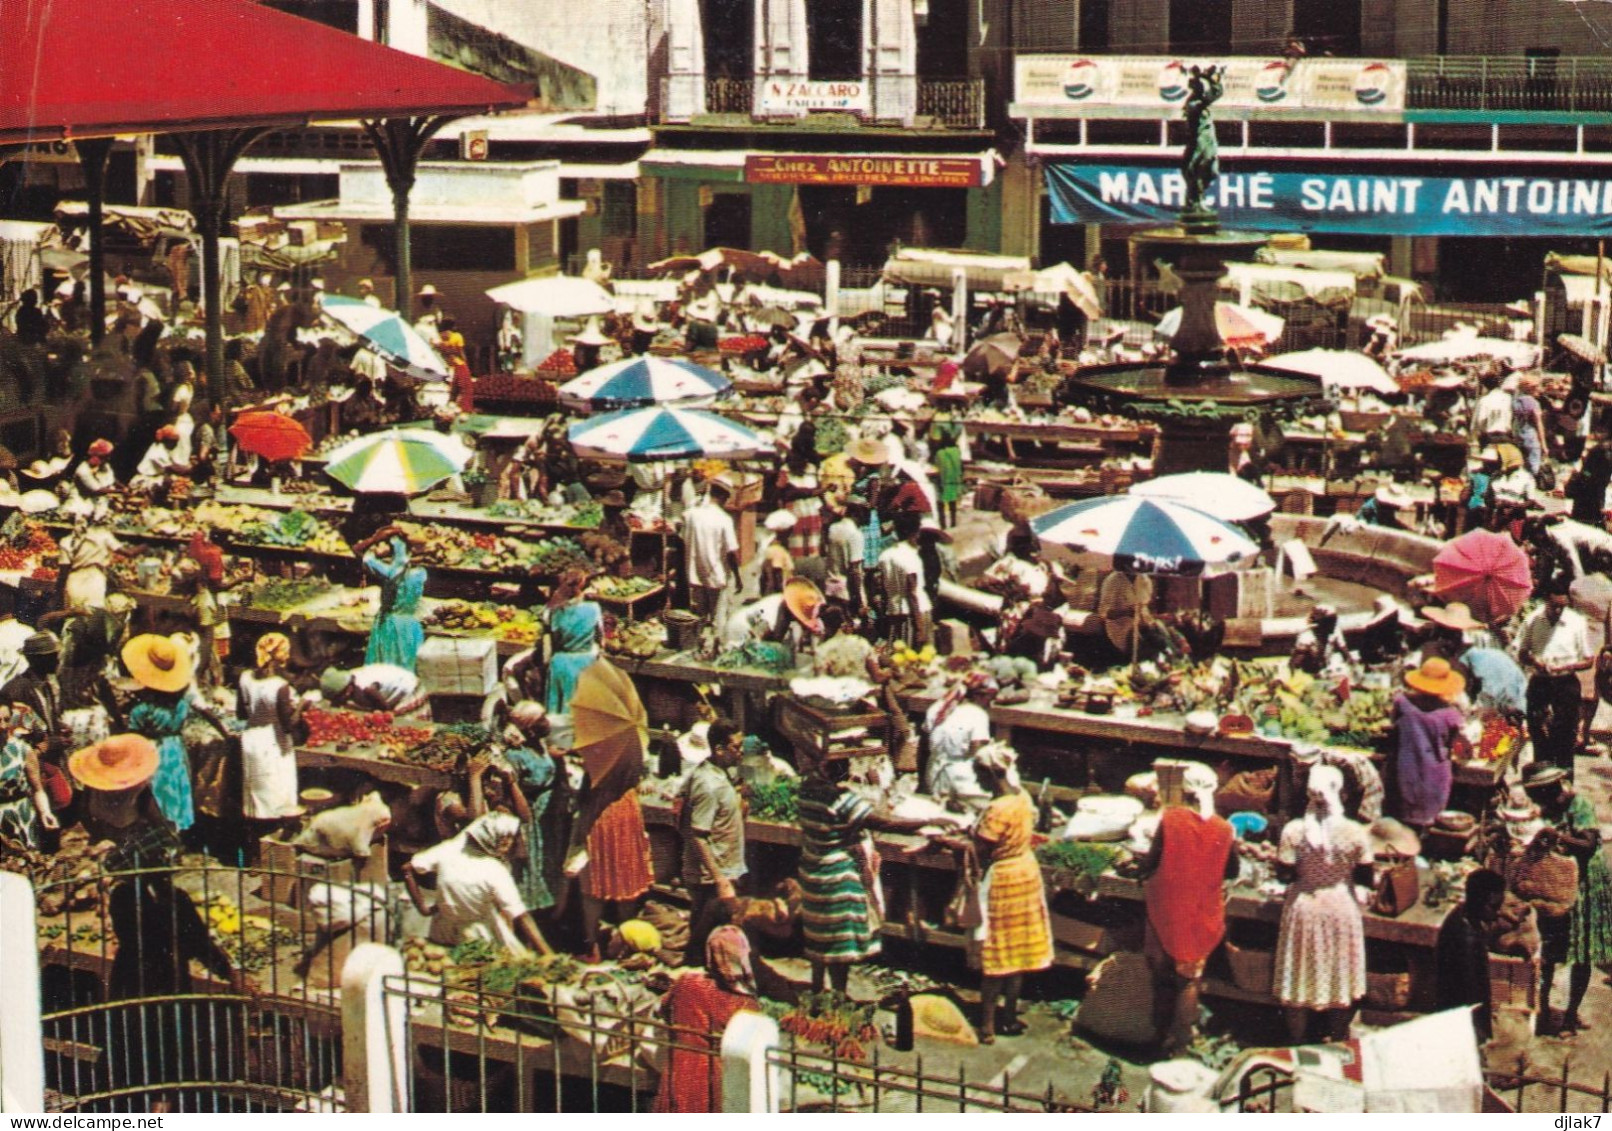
[0,0,533,145]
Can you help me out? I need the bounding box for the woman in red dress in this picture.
[569,719,654,960]
[653,926,759,1113]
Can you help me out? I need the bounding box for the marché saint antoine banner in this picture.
[1045,164,1612,237]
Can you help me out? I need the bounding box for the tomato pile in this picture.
[303,708,432,751]
[0,524,58,571]
[536,348,578,377]
[474,375,555,403]
[719,335,768,354]
[1450,714,1520,763]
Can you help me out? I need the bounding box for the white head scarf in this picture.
[464,812,521,857]
[1303,764,1346,848]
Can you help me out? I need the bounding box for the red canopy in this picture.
[0,0,532,145]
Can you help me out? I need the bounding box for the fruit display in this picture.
[202,893,300,973]
[604,618,664,659]
[1450,714,1522,764]
[474,374,556,403]
[588,575,659,600]
[580,532,629,571]
[397,522,592,576]
[425,599,542,645]
[0,522,57,571]
[535,348,578,377]
[485,499,603,528]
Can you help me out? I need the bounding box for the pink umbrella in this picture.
[1432,529,1532,625]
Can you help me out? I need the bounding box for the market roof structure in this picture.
[0,0,531,145]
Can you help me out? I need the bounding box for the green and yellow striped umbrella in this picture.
[322,428,471,495]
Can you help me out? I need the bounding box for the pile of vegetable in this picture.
[397,522,593,576]
[302,709,433,753]
[202,893,300,973]
[245,577,335,611]
[474,374,555,402]
[485,499,603,528]
[716,641,794,673]
[536,348,578,377]
[0,522,57,571]
[1035,841,1121,888]
[777,992,881,1064]
[604,618,664,660]
[745,779,799,822]
[1450,713,1522,764]
[425,600,542,645]
[814,416,850,457]
[236,509,350,555]
[589,575,658,600]
[719,335,768,354]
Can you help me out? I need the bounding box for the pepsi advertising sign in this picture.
[1015,56,1405,113]
[1046,163,1612,237]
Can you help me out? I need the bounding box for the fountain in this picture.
[1065,64,1324,475]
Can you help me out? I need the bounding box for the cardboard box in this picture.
[285,220,320,247]
[935,618,973,656]
[417,636,498,696]
[258,832,388,906]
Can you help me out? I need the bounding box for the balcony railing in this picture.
[1405,55,1612,113]
[660,76,984,129]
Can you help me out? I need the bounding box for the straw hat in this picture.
[1374,482,1413,509]
[570,317,610,348]
[1421,602,1483,632]
[677,720,713,767]
[764,509,798,533]
[1405,656,1465,700]
[417,284,440,297]
[1369,817,1422,859]
[69,734,159,793]
[121,633,195,693]
[1521,763,1568,791]
[1495,443,1524,472]
[782,577,825,632]
[845,436,889,466]
[633,302,661,333]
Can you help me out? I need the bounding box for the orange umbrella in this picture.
[569,659,647,782]
[229,410,311,462]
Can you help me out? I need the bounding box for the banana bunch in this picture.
[889,642,936,669]
[205,897,242,935]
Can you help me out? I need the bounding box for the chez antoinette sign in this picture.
[756,79,871,115]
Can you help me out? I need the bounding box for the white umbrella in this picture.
[484,275,616,318]
[568,406,767,463]
[1129,472,1275,524]
[322,295,447,377]
[1261,349,1398,395]
[1004,262,1102,320]
[1031,496,1258,577]
[1395,335,1539,368]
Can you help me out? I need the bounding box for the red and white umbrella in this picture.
[1156,302,1285,349]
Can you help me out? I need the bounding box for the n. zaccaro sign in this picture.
[756,79,870,115]
[1045,163,1612,237]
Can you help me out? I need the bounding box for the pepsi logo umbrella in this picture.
[558,356,731,412]
[568,405,766,463]
[1432,528,1532,625]
[1128,471,1275,524]
[1031,495,1258,577]
[322,427,471,495]
[322,294,447,378]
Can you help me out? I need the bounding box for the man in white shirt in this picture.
[131,427,193,492]
[1515,585,1594,776]
[406,813,550,955]
[357,278,382,308]
[877,515,931,647]
[682,483,740,625]
[1471,377,1514,442]
[825,503,867,610]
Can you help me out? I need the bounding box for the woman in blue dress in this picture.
[544,568,603,715]
[494,701,568,912]
[355,525,427,672]
[121,634,230,833]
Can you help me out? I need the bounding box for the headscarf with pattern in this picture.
[705,925,757,997]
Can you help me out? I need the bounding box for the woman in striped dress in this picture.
[779,460,824,559]
[797,756,881,994]
[971,742,1052,1042]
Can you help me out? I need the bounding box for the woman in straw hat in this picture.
[71,732,249,1111]
[720,576,825,656]
[237,633,302,825]
[569,316,610,373]
[123,634,229,833]
[1391,658,1467,832]
[1273,763,1373,1043]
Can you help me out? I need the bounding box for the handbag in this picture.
[944,846,984,932]
[1370,859,1420,917]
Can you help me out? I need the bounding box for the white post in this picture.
[720,1011,782,1113]
[0,871,45,1113]
[825,258,842,327]
[355,0,376,40]
[951,266,969,352]
[341,943,408,1113]
[388,0,430,56]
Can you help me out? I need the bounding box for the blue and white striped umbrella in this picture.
[322,294,448,378]
[558,356,731,412]
[1031,495,1257,577]
[568,406,765,463]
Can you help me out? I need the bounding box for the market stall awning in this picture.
[0,0,533,145]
